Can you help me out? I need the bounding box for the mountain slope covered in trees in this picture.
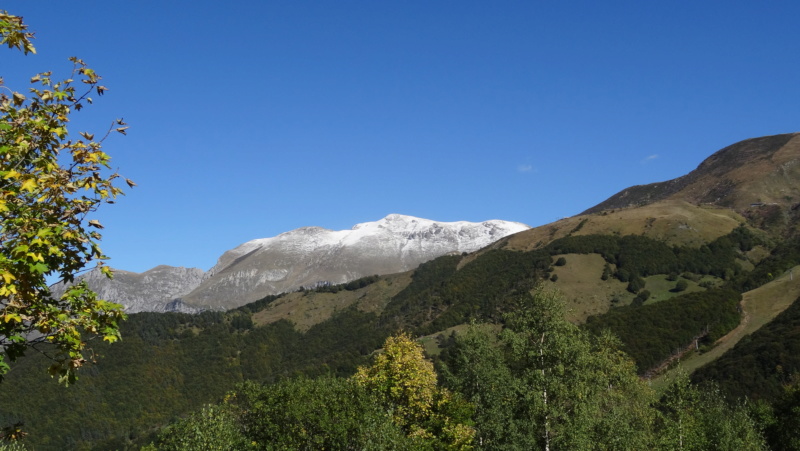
[0,224,789,449]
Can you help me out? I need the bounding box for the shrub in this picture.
[674,280,689,292]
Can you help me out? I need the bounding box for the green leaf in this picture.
[11,244,29,255]
[30,262,48,274]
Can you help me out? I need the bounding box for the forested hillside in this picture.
[692,295,800,402]
[2,225,793,449]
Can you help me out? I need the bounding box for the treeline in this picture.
[584,289,742,373]
[305,274,382,294]
[732,236,800,292]
[0,307,386,449]
[381,250,551,334]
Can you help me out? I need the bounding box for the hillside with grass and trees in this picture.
[1,219,796,449]
[4,8,800,451]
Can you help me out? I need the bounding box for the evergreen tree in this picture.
[762,376,800,450]
[674,279,689,292]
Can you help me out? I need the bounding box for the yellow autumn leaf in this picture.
[26,252,44,262]
[21,178,37,192]
[1,271,16,284]
[4,313,22,323]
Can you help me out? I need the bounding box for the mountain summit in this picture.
[57,215,529,312]
[583,132,800,215]
[179,214,529,310]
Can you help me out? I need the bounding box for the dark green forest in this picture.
[584,288,742,373]
[142,291,770,450]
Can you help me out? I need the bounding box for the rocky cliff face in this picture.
[58,214,529,312]
[50,265,205,313]
[179,214,530,310]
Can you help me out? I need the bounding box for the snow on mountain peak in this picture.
[55,214,531,313]
[188,214,530,309]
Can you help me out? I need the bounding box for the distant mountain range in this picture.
[52,215,530,312]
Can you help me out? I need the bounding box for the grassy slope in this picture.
[546,254,724,323]
[546,253,626,322]
[250,200,756,363]
[252,272,412,331]
[503,200,744,252]
[246,198,775,384]
[655,264,800,386]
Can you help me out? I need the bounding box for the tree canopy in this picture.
[0,10,128,385]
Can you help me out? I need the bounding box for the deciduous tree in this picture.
[0,11,128,385]
[353,332,475,449]
[445,288,656,450]
[655,371,767,450]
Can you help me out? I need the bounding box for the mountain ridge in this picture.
[582,132,800,216]
[181,214,530,310]
[56,214,529,312]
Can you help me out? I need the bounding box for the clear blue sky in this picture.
[5,2,799,273]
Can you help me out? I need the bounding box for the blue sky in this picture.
[5,2,800,273]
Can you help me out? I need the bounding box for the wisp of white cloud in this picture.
[517,164,533,173]
[641,154,659,164]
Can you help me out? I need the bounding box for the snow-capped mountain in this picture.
[179,214,529,310]
[58,214,529,312]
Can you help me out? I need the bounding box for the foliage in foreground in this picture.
[147,335,473,450]
[437,289,766,450]
[0,10,129,385]
[440,291,656,449]
[353,332,475,449]
[146,289,767,451]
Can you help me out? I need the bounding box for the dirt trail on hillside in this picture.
[654,266,800,386]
